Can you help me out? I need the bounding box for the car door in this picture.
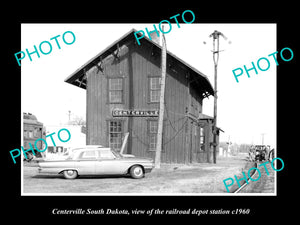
[95,149,124,175]
[73,150,97,175]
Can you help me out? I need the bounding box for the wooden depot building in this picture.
[65,29,219,164]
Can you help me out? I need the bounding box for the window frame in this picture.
[148,76,161,103]
[24,130,28,138]
[78,150,98,160]
[199,125,205,152]
[107,119,124,151]
[28,130,33,138]
[107,77,124,104]
[99,150,116,160]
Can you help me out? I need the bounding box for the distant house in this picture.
[65,29,219,164]
[23,112,45,157]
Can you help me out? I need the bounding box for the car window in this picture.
[79,150,97,160]
[99,150,116,159]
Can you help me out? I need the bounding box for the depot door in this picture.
[196,123,207,163]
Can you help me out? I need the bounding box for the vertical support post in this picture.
[213,58,218,164]
[210,30,221,164]
[155,28,167,169]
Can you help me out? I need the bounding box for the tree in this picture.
[68,116,86,126]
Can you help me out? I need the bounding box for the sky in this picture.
[21,23,276,147]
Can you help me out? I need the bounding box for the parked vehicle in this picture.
[249,145,273,162]
[37,147,154,179]
[254,145,267,161]
[268,148,275,162]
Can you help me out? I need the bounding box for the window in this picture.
[149,77,161,103]
[33,128,38,137]
[28,131,33,138]
[200,127,205,151]
[148,120,158,151]
[99,150,116,159]
[108,120,123,150]
[108,78,123,103]
[79,150,97,159]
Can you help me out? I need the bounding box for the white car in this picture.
[38,147,154,179]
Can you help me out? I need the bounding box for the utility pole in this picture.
[155,27,167,169]
[209,30,229,164]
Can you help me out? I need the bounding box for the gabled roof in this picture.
[64,28,214,98]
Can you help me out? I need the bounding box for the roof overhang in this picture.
[64,28,214,98]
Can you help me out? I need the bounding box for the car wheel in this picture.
[130,165,144,179]
[63,170,78,179]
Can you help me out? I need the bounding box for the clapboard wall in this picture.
[85,38,213,163]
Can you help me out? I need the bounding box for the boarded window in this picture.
[108,120,123,150]
[149,77,161,103]
[108,78,123,103]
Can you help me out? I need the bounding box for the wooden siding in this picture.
[86,40,213,163]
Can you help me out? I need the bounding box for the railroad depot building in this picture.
[65,29,219,164]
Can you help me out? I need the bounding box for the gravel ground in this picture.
[22,153,253,194]
[238,160,275,193]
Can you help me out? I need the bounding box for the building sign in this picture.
[112,109,159,117]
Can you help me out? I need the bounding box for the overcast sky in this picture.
[21,23,276,147]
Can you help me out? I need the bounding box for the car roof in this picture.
[71,146,107,151]
[71,145,103,149]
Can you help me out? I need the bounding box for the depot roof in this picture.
[64,28,214,97]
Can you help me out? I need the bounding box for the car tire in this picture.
[63,170,78,179]
[130,165,144,179]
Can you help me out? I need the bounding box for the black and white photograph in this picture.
[4,5,296,220]
[20,23,277,195]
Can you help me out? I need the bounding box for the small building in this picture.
[23,112,45,157]
[65,29,217,164]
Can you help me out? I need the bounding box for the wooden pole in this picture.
[208,30,229,163]
[154,30,167,169]
[213,60,218,164]
[211,30,220,164]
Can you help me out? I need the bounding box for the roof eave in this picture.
[64,28,214,97]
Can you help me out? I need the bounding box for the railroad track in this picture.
[233,161,258,193]
[234,160,275,193]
